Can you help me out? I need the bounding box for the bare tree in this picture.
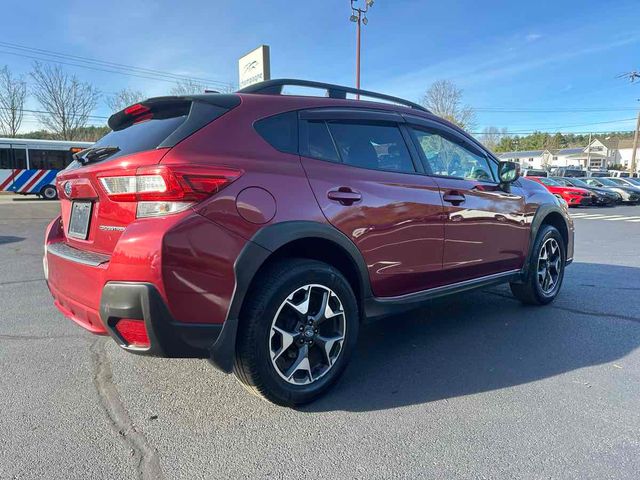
[421,80,476,131]
[170,79,208,96]
[479,126,508,151]
[0,66,27,137]
[106,88,146,112]
[30,62,100,140]
[170,78,235,96]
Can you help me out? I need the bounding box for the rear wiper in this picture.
[74,146,120,165]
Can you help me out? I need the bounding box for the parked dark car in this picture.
[551,177,620,205]
[43,79,574,406]
[584,178,640,204]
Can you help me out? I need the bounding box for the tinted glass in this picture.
[411,128,494,181]
[93,115,186,160]
[306,121,339,162]
[29,149,73,170]
[537,177,560,186]
[0,149,10,168]
[566,178,589,188]
[597,178,618,186]
[608,178,627,186]
[327,122,415,173]
[254,111,298,154]
[584,178,602,186]
[12,148,27,169]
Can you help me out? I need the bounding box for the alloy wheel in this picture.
[537,238,562,295]
[269,284,346,385]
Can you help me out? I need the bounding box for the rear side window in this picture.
[327,122,415,173]
[254,111,298,154]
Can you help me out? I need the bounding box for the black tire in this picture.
[41,185,58,200]
[510,224,566,305]
[233,258,359,406]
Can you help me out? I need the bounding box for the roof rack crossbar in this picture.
[238,79,429,112]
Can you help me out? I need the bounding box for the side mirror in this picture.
[498,161,520,185]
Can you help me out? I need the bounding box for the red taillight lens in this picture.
[99,165,242,201]
[98,165,242,216]
[115,319,150,348]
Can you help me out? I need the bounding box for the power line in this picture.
[0,41,231,87]
[0,46,234,89]
[0,106,108,120]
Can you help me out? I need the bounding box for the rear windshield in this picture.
[92,116,186,160]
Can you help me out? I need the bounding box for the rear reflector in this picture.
[115,319,150,348]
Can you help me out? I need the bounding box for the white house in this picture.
[498,137,639,173]
[614,139,640,172]
[497,150,552,169]
[549,138,615,170]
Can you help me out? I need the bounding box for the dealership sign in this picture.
[238,45,271,89]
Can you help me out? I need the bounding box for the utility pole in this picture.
[586,132,592,170]
[349,0,374,98]
[631,110,640,175]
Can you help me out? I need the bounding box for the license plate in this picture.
[68,201,93,240]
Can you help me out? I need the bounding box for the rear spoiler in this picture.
[108,94,241,132]
[107,94,241,148]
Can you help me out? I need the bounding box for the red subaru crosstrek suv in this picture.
[44,79,574,406]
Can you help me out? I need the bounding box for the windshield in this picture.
[596,178,619,187]
[537,177,560,186]
[567,178,589,188]
[607,178,629,187]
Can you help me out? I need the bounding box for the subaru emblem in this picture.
[64,181,72,197]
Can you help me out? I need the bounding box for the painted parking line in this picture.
[570,213,640,223]
[570,214,624,219]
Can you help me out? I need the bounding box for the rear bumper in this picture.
[44,213,247,364]
[100,282,221,357]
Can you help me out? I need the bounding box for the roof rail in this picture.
[237,79,429,113]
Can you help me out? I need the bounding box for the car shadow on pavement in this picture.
[0,236,25,245]
[304,262,640,413]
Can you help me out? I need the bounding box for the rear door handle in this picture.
[327,188,362,206]
[442,191,466,205]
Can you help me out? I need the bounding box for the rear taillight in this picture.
[98,165,242,218]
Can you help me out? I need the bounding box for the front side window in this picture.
[326,122,415,173]
[410,128,495,182]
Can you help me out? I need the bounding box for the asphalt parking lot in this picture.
[1,197,639,479]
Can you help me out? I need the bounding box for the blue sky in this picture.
[2,0,639,135]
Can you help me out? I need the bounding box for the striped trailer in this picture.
[0,138,93,199]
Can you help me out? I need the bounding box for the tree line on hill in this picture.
[1,65,635,147]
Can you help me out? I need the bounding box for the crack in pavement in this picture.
[0,278,44,286]
[0,333,88,341]
[487,290,640,323]
[90,338,164,480]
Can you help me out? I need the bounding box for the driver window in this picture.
[410,127,495,182]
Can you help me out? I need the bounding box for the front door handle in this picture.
[443,191,466,205]
[327,187,362,206]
